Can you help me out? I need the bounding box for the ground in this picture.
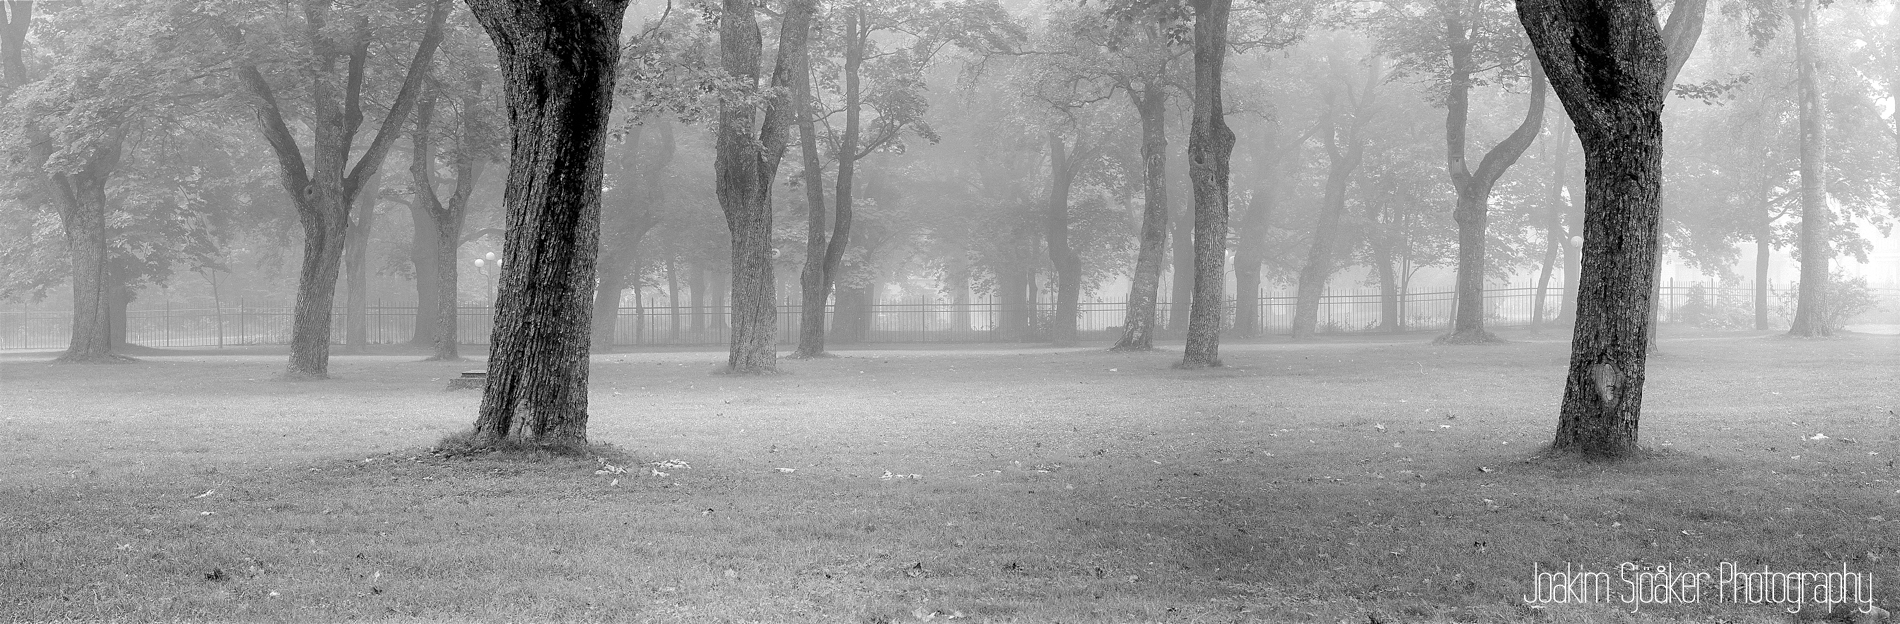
[0,329,1895,623]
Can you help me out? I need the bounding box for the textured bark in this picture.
[411,85,483,362]
[222,1,445,379]
[1179,0,1235,369]
[716,0,811,373]
[1292,61,1377,339]
[464,0,628,446]
[1519,0,1669,459]
[1115,84,1169,351]
[1442,48,1547,343]
[343,170,380,351]
[1785,0,1830,337]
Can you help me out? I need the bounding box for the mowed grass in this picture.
[0,330,1895,624]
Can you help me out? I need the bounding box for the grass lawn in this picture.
[1,329,1895,623]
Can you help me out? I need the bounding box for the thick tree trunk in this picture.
[464,0,628,447]
[48,138,128,363]
[343,171,379,351]
[1044,133,1086,347]
[1115,85,1170,351]
[1786,0,1830,337]
[1519,0,1669,459]
[1179,0,1235,369]
[716,0,810,373]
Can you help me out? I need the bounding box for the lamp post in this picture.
[452,251,505,390]
[472,252,502,305]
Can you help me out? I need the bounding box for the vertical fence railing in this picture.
[8,282,1890,350]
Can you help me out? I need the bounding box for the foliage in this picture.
[1774,272,1883,331]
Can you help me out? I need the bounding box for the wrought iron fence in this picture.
[0,283,1829,350]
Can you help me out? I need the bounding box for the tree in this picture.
[1290,50,1379,339]
[1179,0,1235,369]
[2,1,233,363]
[1517,0,1669,458]
[1375,0,1548,343]
[213,0,447,379]
[715,0,814,373]
[1784,0,1830,337]
[410,77,491,362]
[462,0,629,446]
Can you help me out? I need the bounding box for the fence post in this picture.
[376,297,384,345]
[238,297,244,345]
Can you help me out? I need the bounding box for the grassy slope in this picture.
[0,330,1895,623]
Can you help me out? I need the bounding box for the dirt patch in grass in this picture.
[1,330,1895,623]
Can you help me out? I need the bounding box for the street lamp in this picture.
[473,252,503,305]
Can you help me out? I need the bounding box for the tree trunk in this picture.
[1044,133,1087,347]
[1292,66,1376,339]
[1179,0,1235,369]
[1231,131,1284,340]
[48,134,127,363]
[1441,16,1548,343]
[998,267,1030,341]
[1167,174,1194,334]
[716,0,811,373]
[1533,134,1570,327]
[411,82,484,363]
[1519,0,1669,459]
[664,255,680,340]
[948,257,972,333]
[222,1,445,379]
[590,268,626,350]
[791,25,830,357]
[1754,224,1770,330]
[344,171,380,351]
[464,0,628,447]
[408,197,441,347]
[1375,249,1400,332]
[1115,84,1169,351]
[108,281,131,349]
[689,264,707,334]
[1785,0,1830,337]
